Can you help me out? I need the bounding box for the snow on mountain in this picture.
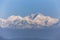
[0,13,59,28]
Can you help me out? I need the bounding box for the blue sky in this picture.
[0,0,60,40]
[0,0,60,18]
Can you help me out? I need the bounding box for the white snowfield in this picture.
[0,13,59,28]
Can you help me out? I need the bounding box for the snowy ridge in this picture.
[0,13,59,28]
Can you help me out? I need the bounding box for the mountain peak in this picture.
[0,13,59,28]
[30,13,43,19]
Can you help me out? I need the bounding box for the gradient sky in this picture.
[0,0,60,40]
[0,0,60,18]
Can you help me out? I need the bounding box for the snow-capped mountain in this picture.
[0,13,59,28]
